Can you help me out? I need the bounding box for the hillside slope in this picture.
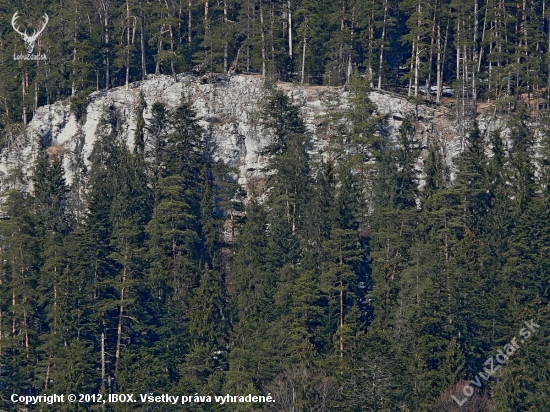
[0,74,485,192]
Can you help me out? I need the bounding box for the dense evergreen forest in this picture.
[0,78,548,410]
[3,0,550,128]
[0,0,550,411]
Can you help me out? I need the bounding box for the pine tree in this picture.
[0,186,40,403]
[144,98,207,391]
[225,199,273,395]
[261,90,311,268]
[369,118,420,329]
[31,149,74,397]
[507,109,537,212]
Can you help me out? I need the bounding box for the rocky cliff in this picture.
[0,74,490,193]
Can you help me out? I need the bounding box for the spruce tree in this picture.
[0,187,40,404]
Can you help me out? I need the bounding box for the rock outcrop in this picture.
[0,74,490,193]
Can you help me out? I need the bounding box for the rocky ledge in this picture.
[0,74,492,192]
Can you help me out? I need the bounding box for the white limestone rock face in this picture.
[4,74,487,193]
[19,75,273,189]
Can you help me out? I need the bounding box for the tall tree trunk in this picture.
[34,66,38,114]
[271,3,276,64]
[441,14,450,99]
[23,309,29,358]
[103,1,110,89]
[53,264,58,330]
[426,0,438,100]
[414,44,420,96]
[436,18,442,103]
[340,0,346,82]
[12,291,16,337]
[156,26,162,75]
[141,11,147,79]
[188,0,193,45]
[478,0,489,73]
[44,350,52,389]
[341,0,345,30]
[472,0,479,108]
[292,188,297,233]
[126,0,131,89]
[377,0,389,89]
[205,0,210,69]
[347,6,355,84]
[288,0,293,58]
[339,252,344,358]
[223,0,228,73]
[521,0,529,105]
[301,36,307,83]
[300,13,307,83]
[368,0,375,86]
[408,42,415,96]
[165,0,176,79]
[260,0,266,77]
[22,70,27,125]
[72,12,78,97]
[169,25,176,79]
[114,262,128,392]
[464,44,468,105]
[414,0,421,97]
[101,332,106,394]
[456,16,460,86]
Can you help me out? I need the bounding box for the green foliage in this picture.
[2,39,550,409]
[2,0,550,128]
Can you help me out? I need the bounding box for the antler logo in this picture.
[11,11,49,55]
